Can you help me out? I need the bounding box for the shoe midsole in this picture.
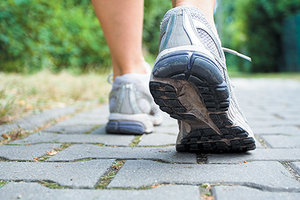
[109,113,154,133]
[154,45,216,66]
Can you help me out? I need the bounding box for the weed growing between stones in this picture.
[129,136,142,147]
[35,143,72,162]
[0,128,33,145]
[95,160,125,189]
[0,180,7,188]
[200,183,214,200]
[39,180,70,189]
[84,124,102,134]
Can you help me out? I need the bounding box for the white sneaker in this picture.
[149,6,256,152]
[107,69,162,134]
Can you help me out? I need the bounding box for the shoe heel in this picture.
[151,50,230,112]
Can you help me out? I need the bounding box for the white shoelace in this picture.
[222,47,252,62]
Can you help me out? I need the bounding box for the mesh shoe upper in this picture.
[109,73,159,116]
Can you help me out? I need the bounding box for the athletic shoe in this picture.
[149,6,256,152]
[107,65,162,134]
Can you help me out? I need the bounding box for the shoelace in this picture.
[223,47,252,62]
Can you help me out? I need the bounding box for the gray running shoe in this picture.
[107,69,162,135]
[149,6,256,152]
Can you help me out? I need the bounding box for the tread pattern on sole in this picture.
[150,82,196,120]
[150,51,256,153]
[176,126,256,153]
[152,51,230,112]
[150,81,256,153]
[176,112,256,153]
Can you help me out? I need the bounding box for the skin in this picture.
[92,0,216,78]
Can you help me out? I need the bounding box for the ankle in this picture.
[113,59,148,78]
[173,0,217,33]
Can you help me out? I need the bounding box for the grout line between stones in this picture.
[0,103,97,145]
[35,143,73,162]
[280,161,300,183]
[94,160,125,189]
[197,153,208,164]
[199,183,214,200]
[5,142,176,148]
[1,179,300,193]
[84,124,102,135]
[272,113,284,120]
[129,135,143,147]
[254,135,270,149]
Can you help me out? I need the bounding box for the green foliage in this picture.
[0,0,110,72]
[217,0,300,72]
[0,0,171,73]
[143,1,172,55]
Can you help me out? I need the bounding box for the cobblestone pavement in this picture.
[1,78,300,200]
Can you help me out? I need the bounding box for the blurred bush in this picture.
[217,0,300,72]
[0,0,110,72]
[0,0,171,73]
[143,0,172,55]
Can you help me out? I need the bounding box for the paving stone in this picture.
[108,160,300,189]
[89,124,178,136]
[279,113,300,120]
[249,120,300,128]
[290,162,300,175]
[159,114,178,127]
[44,125,96,134]
[0,106,76,134]
[47,144,197,163]
[153,125,179,135]
[0,160,114,188]
[213,186,300,200]
[253,126,300,135]
[50,107,109,126]
[207,149,300,164]
[247,115,279,124]
[10,132,134,146]
[139,133,177,146]
[55,117,105,126]
[89,126,107,135]
[0,182,200,200]
[262,135,300,148]
[76,106,109,118]
[254,139,264,148]
[0,144,61,160]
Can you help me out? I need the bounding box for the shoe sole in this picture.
[106,113,154,135]
[106,121,146,135]
[150,50,256,153]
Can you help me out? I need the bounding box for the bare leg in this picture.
[172,0,216,31]
[91,0,146,79]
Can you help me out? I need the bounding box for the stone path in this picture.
[1,78,300,200]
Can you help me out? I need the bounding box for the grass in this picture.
[0,70,111,125]
[0,128,33,145]
[200,183,214,200]
[0,180,7,188]
[95,160,125,189]
[129,136,142,147]
[39,180,70,189]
